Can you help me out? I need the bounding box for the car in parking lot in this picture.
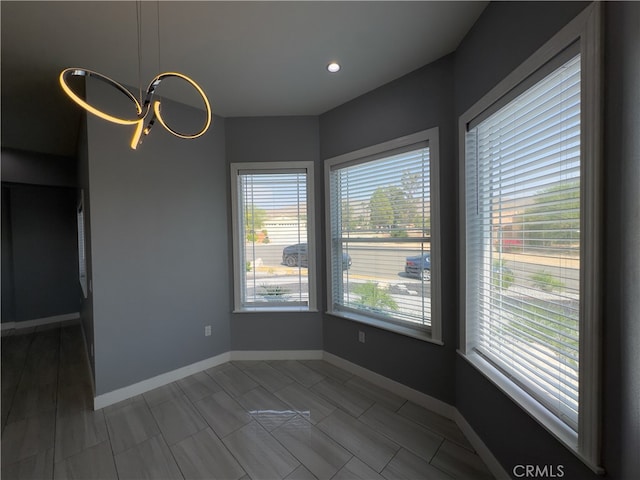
[405,253,431,280]
[282,243,351,270]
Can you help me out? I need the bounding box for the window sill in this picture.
[458,350,604,475]
[234,306,318,314]
[326,308,443,345]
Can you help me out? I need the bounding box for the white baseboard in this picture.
[1,312,80,331]
[230,349,323,361]
[454,410,511,480]
[94,352,230,410]
[323,352,508,480]
[93,349,322,410]
[323,352,456,419]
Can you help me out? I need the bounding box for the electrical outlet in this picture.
[205,325,212,337]
[358,331,365,343]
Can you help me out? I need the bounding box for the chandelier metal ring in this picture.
[59,68,213,149]
[59,68,143,125]
[144,72,212,140]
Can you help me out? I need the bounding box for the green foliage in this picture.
[503,298,578,369]
[340,200,359,231]
[352,282,398,311]
[261,284,289,297]
[530,270,566,292]
[492,260,514,290]
[369,185,415,231]
[390,229,408,238]
[245,204,267,241]
[523,181,580,248]
[246,261,252,272]
[370,187,395,228]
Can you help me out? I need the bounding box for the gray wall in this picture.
[1,148,77,188]
[319,54,457,404]
[2,185,16,322]
[1,183,80,322]
[1,148,80,324]
[226,116,323,351]
[85,80,230,395]
[77,110,96,380]
[453,2,639,479]
[603,3,640,479]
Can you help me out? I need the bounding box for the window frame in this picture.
[458,3,603,472]
[324,128,442,344]
[230,161,317,312]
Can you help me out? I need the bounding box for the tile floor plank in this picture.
[311,378,374,418]
[143,382,184,408]
[7,382,57,424]
[359,404,444,462]
[222,421,300,480]
[1,448,54,480]
[302,361,353,384]
[285,464,319,479]
[1,411,56,467]
[345,376,406,411]
[114,434,183,480]
[207,363,259,397]
[274,382,336,425]
[53,441,117,480]
[237,361,296,393]
[430,440,495,480]
[381,448,454,480]
[194,390,252,437]
[316,409,399,473]
[171,428,246,480]
[104,399,161,455]
[269,360,325,388]
[332,456,386,480]
[178,371,223,402]
[272,416,352,480]
[236,386,298,431]
[150,394,208,445]
[54,409,109,463]
[397,401,474,451]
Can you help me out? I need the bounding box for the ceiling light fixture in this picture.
[327,62,341,73]
[59,69,211,150]
[59,2,212,150]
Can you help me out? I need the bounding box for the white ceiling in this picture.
[1,1,487,156]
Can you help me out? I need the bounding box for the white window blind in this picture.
[233,164,314,311]
[466,54,581,430]
[329,145,432,328]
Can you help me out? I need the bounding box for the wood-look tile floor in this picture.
[1,322,495,480]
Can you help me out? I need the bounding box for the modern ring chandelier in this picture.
[59,69,212,150]
[59,2,212,150]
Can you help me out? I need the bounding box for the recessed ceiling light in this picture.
[327,62,341,73]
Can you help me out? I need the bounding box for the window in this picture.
[77,191,88,298]
[325,128,441,343]
[460,4,602,471]
[230,162,316,311]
